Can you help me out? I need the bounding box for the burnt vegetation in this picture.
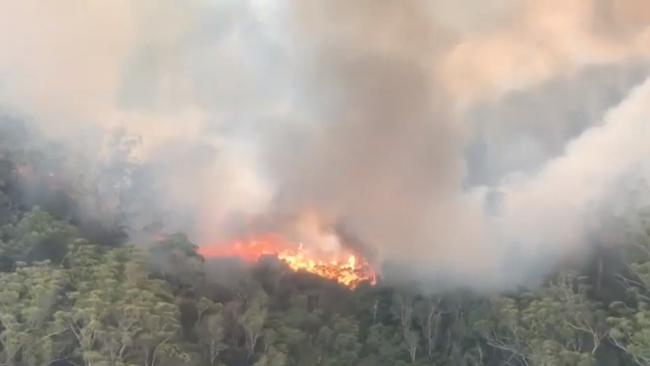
[1,120,650,366]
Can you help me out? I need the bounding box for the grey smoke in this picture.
[0,0,649,289]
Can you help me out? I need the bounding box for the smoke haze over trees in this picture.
[1,0,650,287]
[1,128,650,365]
[0,1,650,365]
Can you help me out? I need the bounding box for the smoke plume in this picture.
[0,0,649,288]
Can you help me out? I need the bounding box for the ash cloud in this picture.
[0,0,649,289]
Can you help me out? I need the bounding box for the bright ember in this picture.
[199,234,377,289]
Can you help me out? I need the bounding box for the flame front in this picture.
[199,235,376,289]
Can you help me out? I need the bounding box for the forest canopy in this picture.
[1,118,650,366]
[0,1,649,364]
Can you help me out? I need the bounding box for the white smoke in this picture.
[0,0,649,288]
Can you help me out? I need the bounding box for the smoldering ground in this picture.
[0,0,649,289]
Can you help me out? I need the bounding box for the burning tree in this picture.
[199,234,377,289]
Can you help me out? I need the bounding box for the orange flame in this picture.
[199,234,376,289]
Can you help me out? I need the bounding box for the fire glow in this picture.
[199,234,377,289]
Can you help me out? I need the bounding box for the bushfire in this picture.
[199,234,377,289]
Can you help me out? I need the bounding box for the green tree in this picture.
[0,208,75,269]
[239,287,269,361]
[0,261,72,365]
[149,233,204,290]
[314,315,361,366]
[478,272,602,366]
[196,297,228,366]
[606,211,650,366]
[393,291,420,364]
[608,301,650,365]
[414,295,442,361]
[363,323,403,365]
[61,244,187,366]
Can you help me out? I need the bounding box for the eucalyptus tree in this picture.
[0,261,72,365]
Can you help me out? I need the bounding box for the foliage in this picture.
[1,148,650,366]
